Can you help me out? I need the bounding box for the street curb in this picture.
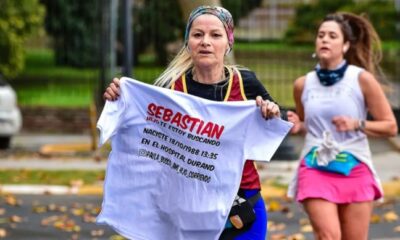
[0,184,103,195]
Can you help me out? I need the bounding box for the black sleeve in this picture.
[241,70,288,120]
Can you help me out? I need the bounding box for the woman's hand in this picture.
[103,78,121,101]
[256,96,280,119]
[331,116,358,132]
[287,110,304,134]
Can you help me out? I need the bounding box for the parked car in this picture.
[0,75,22,149]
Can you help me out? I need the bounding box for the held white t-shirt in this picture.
[97,77,292,240]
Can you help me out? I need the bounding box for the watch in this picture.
[357,119,366,132]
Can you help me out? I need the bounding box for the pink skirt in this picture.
[296,159,382,203]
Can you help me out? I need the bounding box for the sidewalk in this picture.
[1,133,400,197]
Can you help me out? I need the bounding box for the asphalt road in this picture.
[0,194,117,240]
[2,134,399,239]
[1,194,399,240]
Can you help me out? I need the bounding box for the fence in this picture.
[11,0,400,111]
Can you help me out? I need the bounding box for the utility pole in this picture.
[122,0,133,77]
[99,0,118,109]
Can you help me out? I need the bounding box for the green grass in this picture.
[0,169,104,185]
[22,49,99,80]
[13,49,163,107]
[382,41,400,51]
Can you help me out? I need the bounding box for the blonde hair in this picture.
[154,47,192,87]
[154,46,242,87]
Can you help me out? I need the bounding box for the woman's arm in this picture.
[287,76,306,135]
[358,71,398,137]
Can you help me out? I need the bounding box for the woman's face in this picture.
[315,20,348,66]
[187,14,229,69]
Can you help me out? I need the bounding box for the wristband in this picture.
[356,119,366,132]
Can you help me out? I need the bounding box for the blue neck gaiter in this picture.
[315,61,348,86]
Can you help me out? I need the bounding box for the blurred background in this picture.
[0,0,399,146]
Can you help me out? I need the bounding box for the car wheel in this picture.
[0,136,11,149]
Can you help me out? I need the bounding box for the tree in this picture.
[41,0,102,67]
[285,0,398,44]
[0,0,45,79]
[131,0,184,66]
[285,0,353,44]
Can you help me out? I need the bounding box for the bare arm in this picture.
[358,71,398,137]
[287,76,306,135]
[332,71,398,136]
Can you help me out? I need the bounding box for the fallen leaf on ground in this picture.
[268,222,286,231]
[41,215,59,226]
[299,218,310,226]
[9,215,22,223]
[370,214,381,223]
[286,211,294,219]
[91,229,104,237]
[288,233,306,240]
[70,179,84,187]
[58,205,68,213]
[4,195,22,206]
[383,211,399,222]
[82,213,96,223]
[109,234,128,240]
[269,233,287,240]
[268,200,282,212]
[0,228,6,238]
[300,224,313,233]
[32,205,47,213]
[47,203,57,211]
[70,207,84,216]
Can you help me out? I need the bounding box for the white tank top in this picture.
[302,65,367,142]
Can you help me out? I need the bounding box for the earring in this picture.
[312,53,317,58]
[225,48,230,56]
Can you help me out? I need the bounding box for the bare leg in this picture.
[302,198,341,240]
[338,201,373,240]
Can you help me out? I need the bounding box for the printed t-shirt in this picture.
[96,77,292,240]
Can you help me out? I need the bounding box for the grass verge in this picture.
[0,169,104,186]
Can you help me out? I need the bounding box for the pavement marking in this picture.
[0,184,103,195]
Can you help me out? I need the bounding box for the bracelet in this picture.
[356,119,366,132]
